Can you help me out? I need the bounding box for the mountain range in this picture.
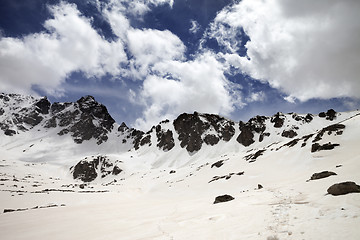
[1,93,360,240]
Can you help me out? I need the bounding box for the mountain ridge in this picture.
[0,92,350,155]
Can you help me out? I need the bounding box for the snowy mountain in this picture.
[1,93,360,240]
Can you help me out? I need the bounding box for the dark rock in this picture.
[259,132,270,142]
[51,102,67,114]
[44,117,57,128]
[237,124,254,146]
[209,172,244,183]
[204,134,220,146]
[173,112,206,152]
[311,142,340,153]
[244,149,266,162]
[22,112,43,126]
[112,166,122,175]
[173,112,235,152]
[310,171,337,180]
[327,182,360,196]
[4,129,16,136]
[35,97,50,114]
[236,115,268,146]
[51,96,115,144]
[156,127,175,151]
[132,129,145,150]
[325,109,337,121]
[313,124,345,142]
[284,139,299,148]
[271,112,285,128]
[319,112,326,118]
[319,109,337,120]
[258,184,263,189]
[140,135,151,147]
[169,170,176,174]
[118,122,129,132]
[213,194,235,204]
[211,160,224,168]
[71,156,120,182]
[281,129,298,138]
[305,114,313,122]
[72,159,99,182]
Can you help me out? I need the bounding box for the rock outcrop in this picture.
[213,194,235,204]
[309,171,337,180]
[327,182,360,196]
[173,112,235,153]
[71,156,122,182]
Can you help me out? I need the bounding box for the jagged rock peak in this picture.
[173,112,235,152]
[237,115,269,146]
[0,93,115,145]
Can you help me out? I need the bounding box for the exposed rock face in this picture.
[0,93,115,144]
[292,113,313,123]
[211,160,224,168]
[4,129,16,136]
[213,194,235,204]
[313,124,345,143]
[155,125,175,151]
[71,156,122,182]
[319,109,337,121]
[35,98,51,114]
[244,149,266,162]
[0,94,47,135]
[281,129,298,138]
[311,142,340,152]
[53,96,115,144]
[237,124,254,146]
[309,171,337,180]
[271,112,285,128]
[173,112,235,153]
[327,182,360,196]
[237,115,268,146]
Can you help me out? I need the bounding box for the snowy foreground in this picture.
[1,112,360,240]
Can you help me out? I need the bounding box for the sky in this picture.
[1,0,360,130]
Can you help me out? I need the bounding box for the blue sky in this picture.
[1,0,359,130]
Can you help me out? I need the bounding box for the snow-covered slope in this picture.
[0,93,360,240]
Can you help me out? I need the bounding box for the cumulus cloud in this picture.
[134,52,243,129]
[208,0,360,101]
[126,28,186,79]
[0,1,126,96]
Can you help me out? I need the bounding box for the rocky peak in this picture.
[237,115,268,146]
[271,112,285,128]
[35,97,51,115]
[49,96,115,144]
[319,109,337,121]
[173,112,235,152]
[0,93,115,145]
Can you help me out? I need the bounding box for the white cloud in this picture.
[134,52,243,129]
[126,28,186,79]
[208,0,360,101]
[189,20,200,34]
[247,91,265,103]
[0,1,126,96]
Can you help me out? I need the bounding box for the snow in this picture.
[0,110,360,239]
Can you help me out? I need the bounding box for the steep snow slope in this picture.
[0,93,359,240]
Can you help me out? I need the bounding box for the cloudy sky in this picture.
[1,0,360,130]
